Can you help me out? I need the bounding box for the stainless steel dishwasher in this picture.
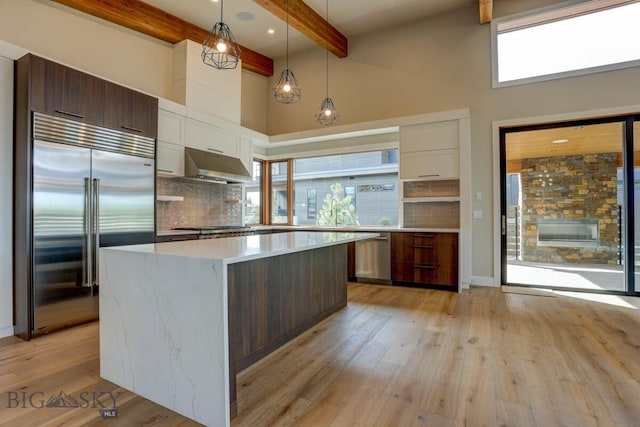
[355,232,391,283]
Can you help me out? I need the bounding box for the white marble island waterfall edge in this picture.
[99,231,378,427]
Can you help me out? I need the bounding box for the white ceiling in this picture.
[142,0,474,58]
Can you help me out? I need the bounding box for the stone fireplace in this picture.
[520,153,619,265]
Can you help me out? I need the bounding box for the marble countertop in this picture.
[156,225,459,236]
[105,231,378,264]
[259,225,460,233]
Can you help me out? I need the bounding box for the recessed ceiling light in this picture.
[237,12,254,21]
[552,139,569,144]
[268,28,275,35]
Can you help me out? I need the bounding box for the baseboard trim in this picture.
[471,276,498,287]
[0,325,14,339]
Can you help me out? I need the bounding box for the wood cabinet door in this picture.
[413,264,457,287]
[413,233,458,286]
[391,232,458,286]
[30,55,105,125]
[391,232,412,281]
[104,82,158,138]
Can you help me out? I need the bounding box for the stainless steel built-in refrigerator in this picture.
[31,112,155,334]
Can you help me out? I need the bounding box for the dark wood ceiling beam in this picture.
[253,0,348,58]
[52,0,274,76]
[479,0,493,24]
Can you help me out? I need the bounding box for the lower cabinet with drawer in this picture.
[391,232,458,288]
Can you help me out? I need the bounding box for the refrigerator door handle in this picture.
[93,178,101,286]
[83,177,93,287]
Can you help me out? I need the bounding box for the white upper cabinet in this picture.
[400,120,459,152]
[185,118,239,158]
[400,120,460,180]
[157,141,184,177]
[400,149,460,181]
[158,110,185,146]
[157,99,186,177]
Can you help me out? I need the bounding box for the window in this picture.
[291,150,399,226]
[306,188,317,219]
[344,186,356,207]
[493,0,640,86]
[270,161,289,224]
[244,160,263,224]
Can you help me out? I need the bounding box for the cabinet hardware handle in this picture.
[121,125,143,133]
[414,234,435,238]
[418,174,440,177]
[55,109,84,119]
[412,245,434,249]
[207,148,224,154]
[157,168,174,173]
[415,264,435,269]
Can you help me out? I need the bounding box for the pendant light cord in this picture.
[286,0,289,69]
[220,0,224,21]
[325,0,329,98]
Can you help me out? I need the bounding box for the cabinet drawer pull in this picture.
[418,174,440,178]
[55,109,84,119]
[121,125,143,133]
[157,168,174,173]
[412,245,434,249]
[207,148,224,154]
[414,234,435,238]
[415,264,435,269]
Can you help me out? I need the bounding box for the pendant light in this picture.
[273,0,301,103]
[315,0,340,126]
[202,0,241,70]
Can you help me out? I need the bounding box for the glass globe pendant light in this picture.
[315,0,339,126]
[273,0,301,103]
[202,0,241,70]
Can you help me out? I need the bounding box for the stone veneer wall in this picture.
[520,153,619,264]
[156,177,243,230]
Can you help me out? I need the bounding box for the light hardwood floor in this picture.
[1,284,639,426]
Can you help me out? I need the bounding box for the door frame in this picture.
[492,104,640,293]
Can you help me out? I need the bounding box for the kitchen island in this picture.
[99,231,377,427]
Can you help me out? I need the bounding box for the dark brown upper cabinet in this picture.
[28,55,105,125]
[20,54,157,138]
[104,81,158,138]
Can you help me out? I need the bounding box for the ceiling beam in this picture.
[479,0,493,24]
[253,0,348,58]
[52,0,274,76]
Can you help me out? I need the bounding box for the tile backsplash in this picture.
[156,177,243,230]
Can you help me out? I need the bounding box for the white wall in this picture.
[0,55,14,338]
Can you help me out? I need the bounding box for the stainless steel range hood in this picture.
[184,147,252,184]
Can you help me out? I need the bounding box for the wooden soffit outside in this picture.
[504,122,640,173]
[52,0,275,76]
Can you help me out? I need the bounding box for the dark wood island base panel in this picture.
[227,244,349,417]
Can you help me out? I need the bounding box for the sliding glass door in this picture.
[502,116,639,294]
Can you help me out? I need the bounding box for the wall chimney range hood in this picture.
[184,147,252,184]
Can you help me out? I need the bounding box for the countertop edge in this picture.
[156,226,459,237]
[104,231,379,264]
